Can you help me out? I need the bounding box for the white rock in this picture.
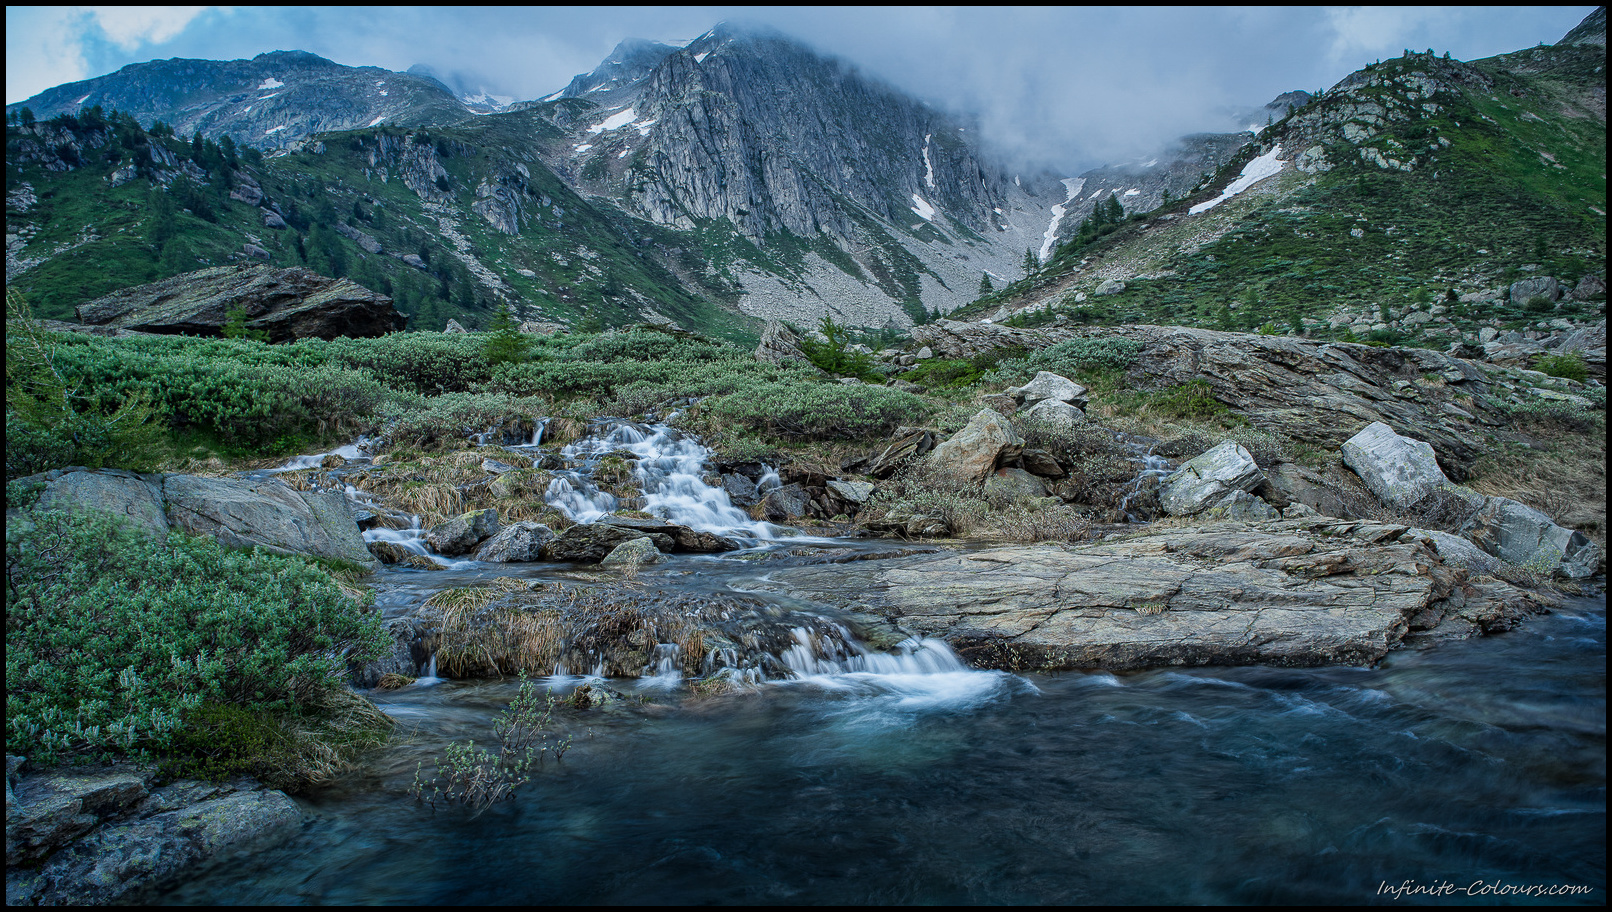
[1010,371,1089,408]
[1159,441,1266,516]
[1339,422,1447,508]
[1019,398,1086,428]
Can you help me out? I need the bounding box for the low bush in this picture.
[6,508,391,765]
[704,381,930,440]
[983,336,1143,385]
[1535,351,1589,382]
[410,675,571,816]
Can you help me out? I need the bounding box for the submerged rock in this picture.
[762,517,1552,671]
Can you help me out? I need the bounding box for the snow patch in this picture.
[574,143,593,153]
[694,51,710,63]
[910,194,936,221]
[1190,144,1285,215]
[368,116,386,127]
[73,93,92,105]
[264,125,287,135]
[922,133,936,190]
[635,119,657,136]
[258,92,281,100]
[588,107,637,134]
[1038,177,1085,262]
[540,91,562,102]
[618,149,630,159]
[1142,159,1158,168]
[1123,188,1140,196]
[256,78,284,91]
[243,106,252,114]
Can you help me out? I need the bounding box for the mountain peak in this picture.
[1560,6,1605,46]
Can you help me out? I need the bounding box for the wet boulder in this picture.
[473,521,555,562]
[599,537,664,569]
[762,483,813,522]
[543,524,670,564]
[599,515,740,552]
[1159,441,1266,516]
[425,508,501,556]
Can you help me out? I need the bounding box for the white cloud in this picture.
[88,6,210,51]
[6,8,93,102]
[1322,7,1457,63]
[5,6,211,104]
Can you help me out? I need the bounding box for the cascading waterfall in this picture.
[1115,434,1175,522]
[544,419,787,541]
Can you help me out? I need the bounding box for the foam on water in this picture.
[544,419,798,542]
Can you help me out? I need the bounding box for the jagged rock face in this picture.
[75,265,406,341]
[554,25,1007,244]
[7,50,473,149]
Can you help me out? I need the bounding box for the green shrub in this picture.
[983,335,1143,385]
[1536,351,1588,382]
[6,508,390,765]
[382,392,552,451]
[410,675,570,815]
[1149,380,1230,421]
[796,317,882,381]
[704,381,930,440]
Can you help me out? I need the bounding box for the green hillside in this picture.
[963,42,1605,342]
[5,107,758,343]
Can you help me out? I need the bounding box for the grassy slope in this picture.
[957,45,1605,337]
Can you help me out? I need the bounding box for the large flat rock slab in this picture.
[761,518,1546,671]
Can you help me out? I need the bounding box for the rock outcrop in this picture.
[26,468,376,571]
[75,265,405,342]
[761,517,1551,671]
[5,760,301,905]
[909,323,1508,476]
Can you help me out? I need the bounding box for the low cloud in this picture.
[7,6,1597,175]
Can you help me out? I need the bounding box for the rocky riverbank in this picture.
[5,758,301,905]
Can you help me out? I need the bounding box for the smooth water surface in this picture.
[161,589,1604,905]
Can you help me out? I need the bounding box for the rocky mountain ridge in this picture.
[8,51,474,151]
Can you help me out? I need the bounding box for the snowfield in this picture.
[1190,144,1284,215]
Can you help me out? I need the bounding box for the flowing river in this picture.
[161,423,1606,904]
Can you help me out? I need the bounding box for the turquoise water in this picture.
[160,585,1604,905]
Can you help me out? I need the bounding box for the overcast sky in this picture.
[6,6,1597,173]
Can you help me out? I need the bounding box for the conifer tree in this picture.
[483,301,527,365]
